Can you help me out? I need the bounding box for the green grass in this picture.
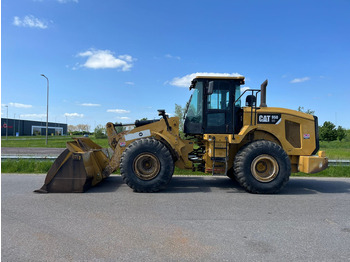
[292,166,350,178]
[2,159,349,177]
[1,135,109,148]
[1,159,54,173]
[319,140,350,159]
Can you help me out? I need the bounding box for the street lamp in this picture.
[41,74,49,145]
[5,105,8,140]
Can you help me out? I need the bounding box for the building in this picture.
[1,118,67,136]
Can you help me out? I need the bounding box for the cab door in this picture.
[204,80,233,134]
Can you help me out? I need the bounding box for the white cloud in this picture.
[165,54,181,60]
[125,82,135,85]
[13,15,48,29]
[77,49,135,71]
[20,113,46,119]
[9,102,33,108]
[169,72,243,87]
[107,109,130,114]
[118,117,130,120]
[64,113,84,118]
[240,86,251,93]
[290,77,310,83]
[80,103,101,107]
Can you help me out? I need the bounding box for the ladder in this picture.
[211,136,229,176]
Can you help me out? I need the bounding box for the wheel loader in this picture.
[35,76,328,194]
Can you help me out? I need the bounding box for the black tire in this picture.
[227,167,236,181]
[120,138,174,192]
[234,140,291,194]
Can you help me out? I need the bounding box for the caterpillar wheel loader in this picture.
[35,76,328,194]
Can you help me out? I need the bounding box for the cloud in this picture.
[117,117,131,120]
[107,109,130,114]
[20,114,46,119]
[80,103,101,107]
[240,86,251,93]
[290,77,310,83]
[165,54,181,60]
[13,15,48,29]
[125,82,135,85]
[169,72,243,87]
[9,102,33,108]
[64,113,84,118]
[77,49,135,71]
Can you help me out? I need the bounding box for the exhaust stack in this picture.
[260,79,268,107]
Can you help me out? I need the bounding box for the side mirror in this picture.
[207,81,214,95]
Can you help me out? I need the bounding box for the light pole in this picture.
[14,113,16,136]
[5,105,8,140]
[41,74,49,145]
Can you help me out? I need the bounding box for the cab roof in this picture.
[194,75,245,80]
[193,75,245,85]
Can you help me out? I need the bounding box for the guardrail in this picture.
[1,156,349,166]
[328,160,350,166]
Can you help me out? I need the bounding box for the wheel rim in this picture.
[251,154,279,183]
[133,153,160,180]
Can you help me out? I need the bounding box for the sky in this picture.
[1,0,350,130]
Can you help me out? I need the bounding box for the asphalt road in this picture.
[2,174,350,262]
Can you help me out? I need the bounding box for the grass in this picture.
[1,135,109,148]
[319,140,350,159]
[2,159,349,177]
[292,166,350,178]
[1,159,54,173]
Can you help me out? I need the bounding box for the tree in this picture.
[94,124,107,139]
[337,126,347,141]
[115,122,126,133]
[76,124,90,133]
[175,104,185,131]
[319,121,337,141]
[297,106,315,115]
[68,125,78,132]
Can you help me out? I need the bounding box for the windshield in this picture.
[184,81,203,124]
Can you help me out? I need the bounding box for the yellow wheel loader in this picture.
[35,76,328,194]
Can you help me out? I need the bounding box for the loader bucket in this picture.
[34,138,110,193]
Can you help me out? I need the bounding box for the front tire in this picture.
[234,140,291,193]
[120,138,174,192]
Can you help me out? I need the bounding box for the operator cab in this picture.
[184,76,245,135]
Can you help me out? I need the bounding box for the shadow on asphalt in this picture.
[87,176,124,193]
[281,178,350,195]
[88,176,350,195]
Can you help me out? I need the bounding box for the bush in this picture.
[337,126,347,141]
[94,125,107,139]
[319,121,337,141]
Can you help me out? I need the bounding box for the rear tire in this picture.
[120,138,174,192]
[234,140,291,194]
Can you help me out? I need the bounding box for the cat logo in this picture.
[257,114,281,124]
